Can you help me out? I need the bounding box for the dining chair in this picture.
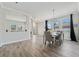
[55,32,63,45]
[43,31,54,46]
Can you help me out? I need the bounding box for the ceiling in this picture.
[0,2,78,22]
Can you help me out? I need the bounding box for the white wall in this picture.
[38,22,45,35]
[3,20,25,32]
[0,7,33,46]
[0,32,27,46]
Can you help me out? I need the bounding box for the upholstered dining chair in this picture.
[55,32,63,45]
[43,31,54,46]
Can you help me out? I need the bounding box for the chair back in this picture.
[55,32,62,40]
[44,31,53,42]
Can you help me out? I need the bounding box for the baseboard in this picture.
[0,39,30,47]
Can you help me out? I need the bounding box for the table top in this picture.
[51,32,58,37]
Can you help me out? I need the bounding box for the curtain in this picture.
[45,20,48,31]
[70,14,77,41]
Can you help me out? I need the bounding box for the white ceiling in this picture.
[0,2,78,22]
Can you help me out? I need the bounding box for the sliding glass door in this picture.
[47,15,71,40]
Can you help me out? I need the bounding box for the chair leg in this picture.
[45,41,46,45]
[59,39,62,45]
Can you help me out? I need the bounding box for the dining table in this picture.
[51,32,58,45]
